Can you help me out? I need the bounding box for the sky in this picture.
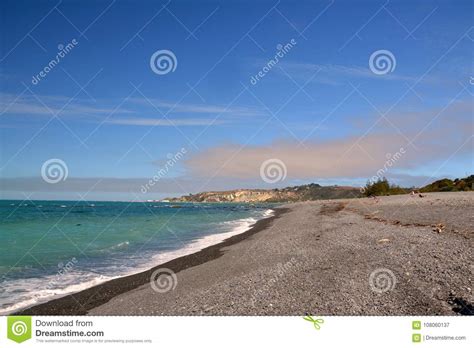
[0,0,473,201]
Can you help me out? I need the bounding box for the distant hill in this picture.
[164,175,473,203]
[420,175,474,193]
[165,183,361,203]
[363,175,473,196]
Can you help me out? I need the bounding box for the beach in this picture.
[18,192,473,316]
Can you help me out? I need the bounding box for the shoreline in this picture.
[9,192,474,316]
[89,192,473,316]
[15,207,288,315]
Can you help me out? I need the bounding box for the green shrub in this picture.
[364,175,473,196]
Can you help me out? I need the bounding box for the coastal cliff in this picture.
[164,183,361,203]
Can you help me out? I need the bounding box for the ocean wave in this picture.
[0,208,275,314]
[149,209,274,266]
[0,272,115,315]
[108,241,129,250]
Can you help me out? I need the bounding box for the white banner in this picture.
[1,316,472,347]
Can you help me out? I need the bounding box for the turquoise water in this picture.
[0,200,273,313]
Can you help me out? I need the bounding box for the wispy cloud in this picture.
[0,93,132,116]
[129,98,263,116]
[105,117,226,127]
[0,176,284,197]
[185,134,471,181]
[185,100,473,180]
[278,62,418,85]
[0,93,263,125]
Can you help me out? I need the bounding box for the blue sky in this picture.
[1,0,473,200]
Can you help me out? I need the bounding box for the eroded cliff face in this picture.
[165,184,361,203]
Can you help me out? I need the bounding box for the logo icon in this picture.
[412,333,422,343]
[369,49,396,75]
[150,49,177,75]
[369,267,397,293]
[7,316,32,343]
[412,320,421,330]
[150,267,178,293]
[41,158,68,184]
[259,158,287,184]
[303,314,324,330]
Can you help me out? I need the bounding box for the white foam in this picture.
[148,209,274,267]
[0,272,116,315]
[0,209,275,314]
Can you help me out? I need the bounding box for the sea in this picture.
[0,200,274,314]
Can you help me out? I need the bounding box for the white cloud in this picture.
[185,100,473,180]
[0,93,132,116]
[278,62,418,85]
[105,117,226,127]
[129,98,263,116]
[0,93,263,125]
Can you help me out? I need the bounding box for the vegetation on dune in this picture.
[420,175,474,193]
[363,175,473,197]
[362,178,409,197]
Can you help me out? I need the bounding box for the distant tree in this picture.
[420,178,455,192]
[388,184,407,195]
[456,180,467,191]
[364,177,390,196]
[362,174,474,197]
